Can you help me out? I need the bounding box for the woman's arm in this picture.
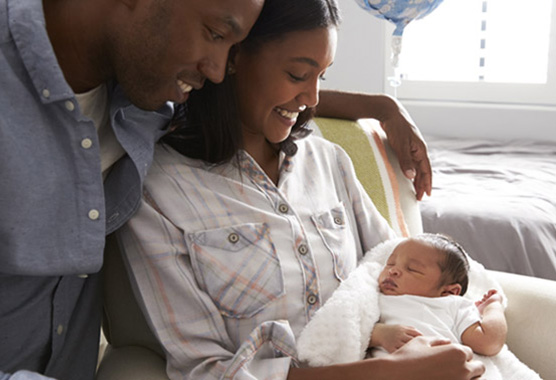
[118,197,295,380]
[289,336,485,380]
[461,290,508,356]
[316,90,432,200]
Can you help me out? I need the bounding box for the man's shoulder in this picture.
[0,0,10,44]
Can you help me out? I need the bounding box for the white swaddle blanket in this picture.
[297,238,542,380]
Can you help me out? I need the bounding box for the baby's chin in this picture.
[379,287,400,296]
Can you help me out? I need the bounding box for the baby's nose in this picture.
[389,267,401,276]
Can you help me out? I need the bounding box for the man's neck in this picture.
[43,0,113,93]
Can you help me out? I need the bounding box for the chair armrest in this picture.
[95,345,169,380]
[489,270,556,380]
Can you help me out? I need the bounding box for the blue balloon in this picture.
[355,0,444,36]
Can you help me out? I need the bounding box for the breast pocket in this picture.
[187,223,285,318]
[312,203,358,281]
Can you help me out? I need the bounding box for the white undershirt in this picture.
[75,84,125,180]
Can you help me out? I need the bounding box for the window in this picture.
[385,0,556,106]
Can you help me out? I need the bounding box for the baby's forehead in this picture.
[390,239,445,262]
[394,238,437,253]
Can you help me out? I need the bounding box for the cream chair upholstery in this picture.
[97,118,556,380]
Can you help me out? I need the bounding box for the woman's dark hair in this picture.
[162,0,341,163]
[416,233,471,296]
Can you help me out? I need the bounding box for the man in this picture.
[0,0,430,379]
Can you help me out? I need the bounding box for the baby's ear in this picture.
[441,283,462,296]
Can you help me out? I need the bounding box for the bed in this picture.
[420,136,556,281]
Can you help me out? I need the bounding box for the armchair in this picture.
[97,118,556,380]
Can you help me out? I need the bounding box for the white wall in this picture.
[323,0,385,94]
[324,1,556,142]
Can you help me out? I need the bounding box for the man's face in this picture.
[109,0,263,111]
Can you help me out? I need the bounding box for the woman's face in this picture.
[233,27,337,148]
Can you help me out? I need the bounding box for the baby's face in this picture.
[378,239,446,297]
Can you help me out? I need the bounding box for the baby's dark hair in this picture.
[416,233,470,295]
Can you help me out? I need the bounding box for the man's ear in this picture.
[118,0,140,10]
[441,283,462,296]
[227,45,240,75]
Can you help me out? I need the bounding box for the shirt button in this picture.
[42,89,50,99]
[81,138,93,149]
[56,324,64,335]
[228,233,240,244]
[65,100,75,111]
[298,244,308,255]
[334,216,344,225]
[307,294,318,305]
[278,204,289,214]
[77,274,89,279]
[88,209,100,220]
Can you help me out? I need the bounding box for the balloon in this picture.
[354,0,445,87]
[355,0,444,36]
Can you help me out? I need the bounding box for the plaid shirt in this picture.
[119,136,395,379]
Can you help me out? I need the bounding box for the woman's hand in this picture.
[378,98,432,201]
[288,336,485,380]
[370,323,422,353]
[387,336,486,380]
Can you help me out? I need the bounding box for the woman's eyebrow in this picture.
[290,57,319,67]
[290,57,335,69]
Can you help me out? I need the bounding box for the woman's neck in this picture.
[244,137,281,185]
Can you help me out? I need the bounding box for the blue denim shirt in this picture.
[0,0,172,379]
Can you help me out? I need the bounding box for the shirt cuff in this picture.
[1,371,56,380]
[222,320,297,380]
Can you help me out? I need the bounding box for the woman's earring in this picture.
[227,64,236,76]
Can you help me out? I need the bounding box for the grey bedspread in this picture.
[420,136,556,280]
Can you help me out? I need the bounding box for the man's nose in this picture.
[197,49,228,84]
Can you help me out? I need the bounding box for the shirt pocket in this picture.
[186,222,285,318]
[312,202,358,281]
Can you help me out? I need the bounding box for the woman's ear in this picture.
[441,283,462,296]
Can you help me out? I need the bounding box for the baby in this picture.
[298,234,541,379]
[370,233,507,357]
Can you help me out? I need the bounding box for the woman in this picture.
[118,0,484,378]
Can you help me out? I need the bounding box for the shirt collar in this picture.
[7,0,76,103]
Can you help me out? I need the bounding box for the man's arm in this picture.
[316,90,432,200]
[288,336,485,380]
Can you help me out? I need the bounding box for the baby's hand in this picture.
[371,324,422,353]
[475,289,503,314]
